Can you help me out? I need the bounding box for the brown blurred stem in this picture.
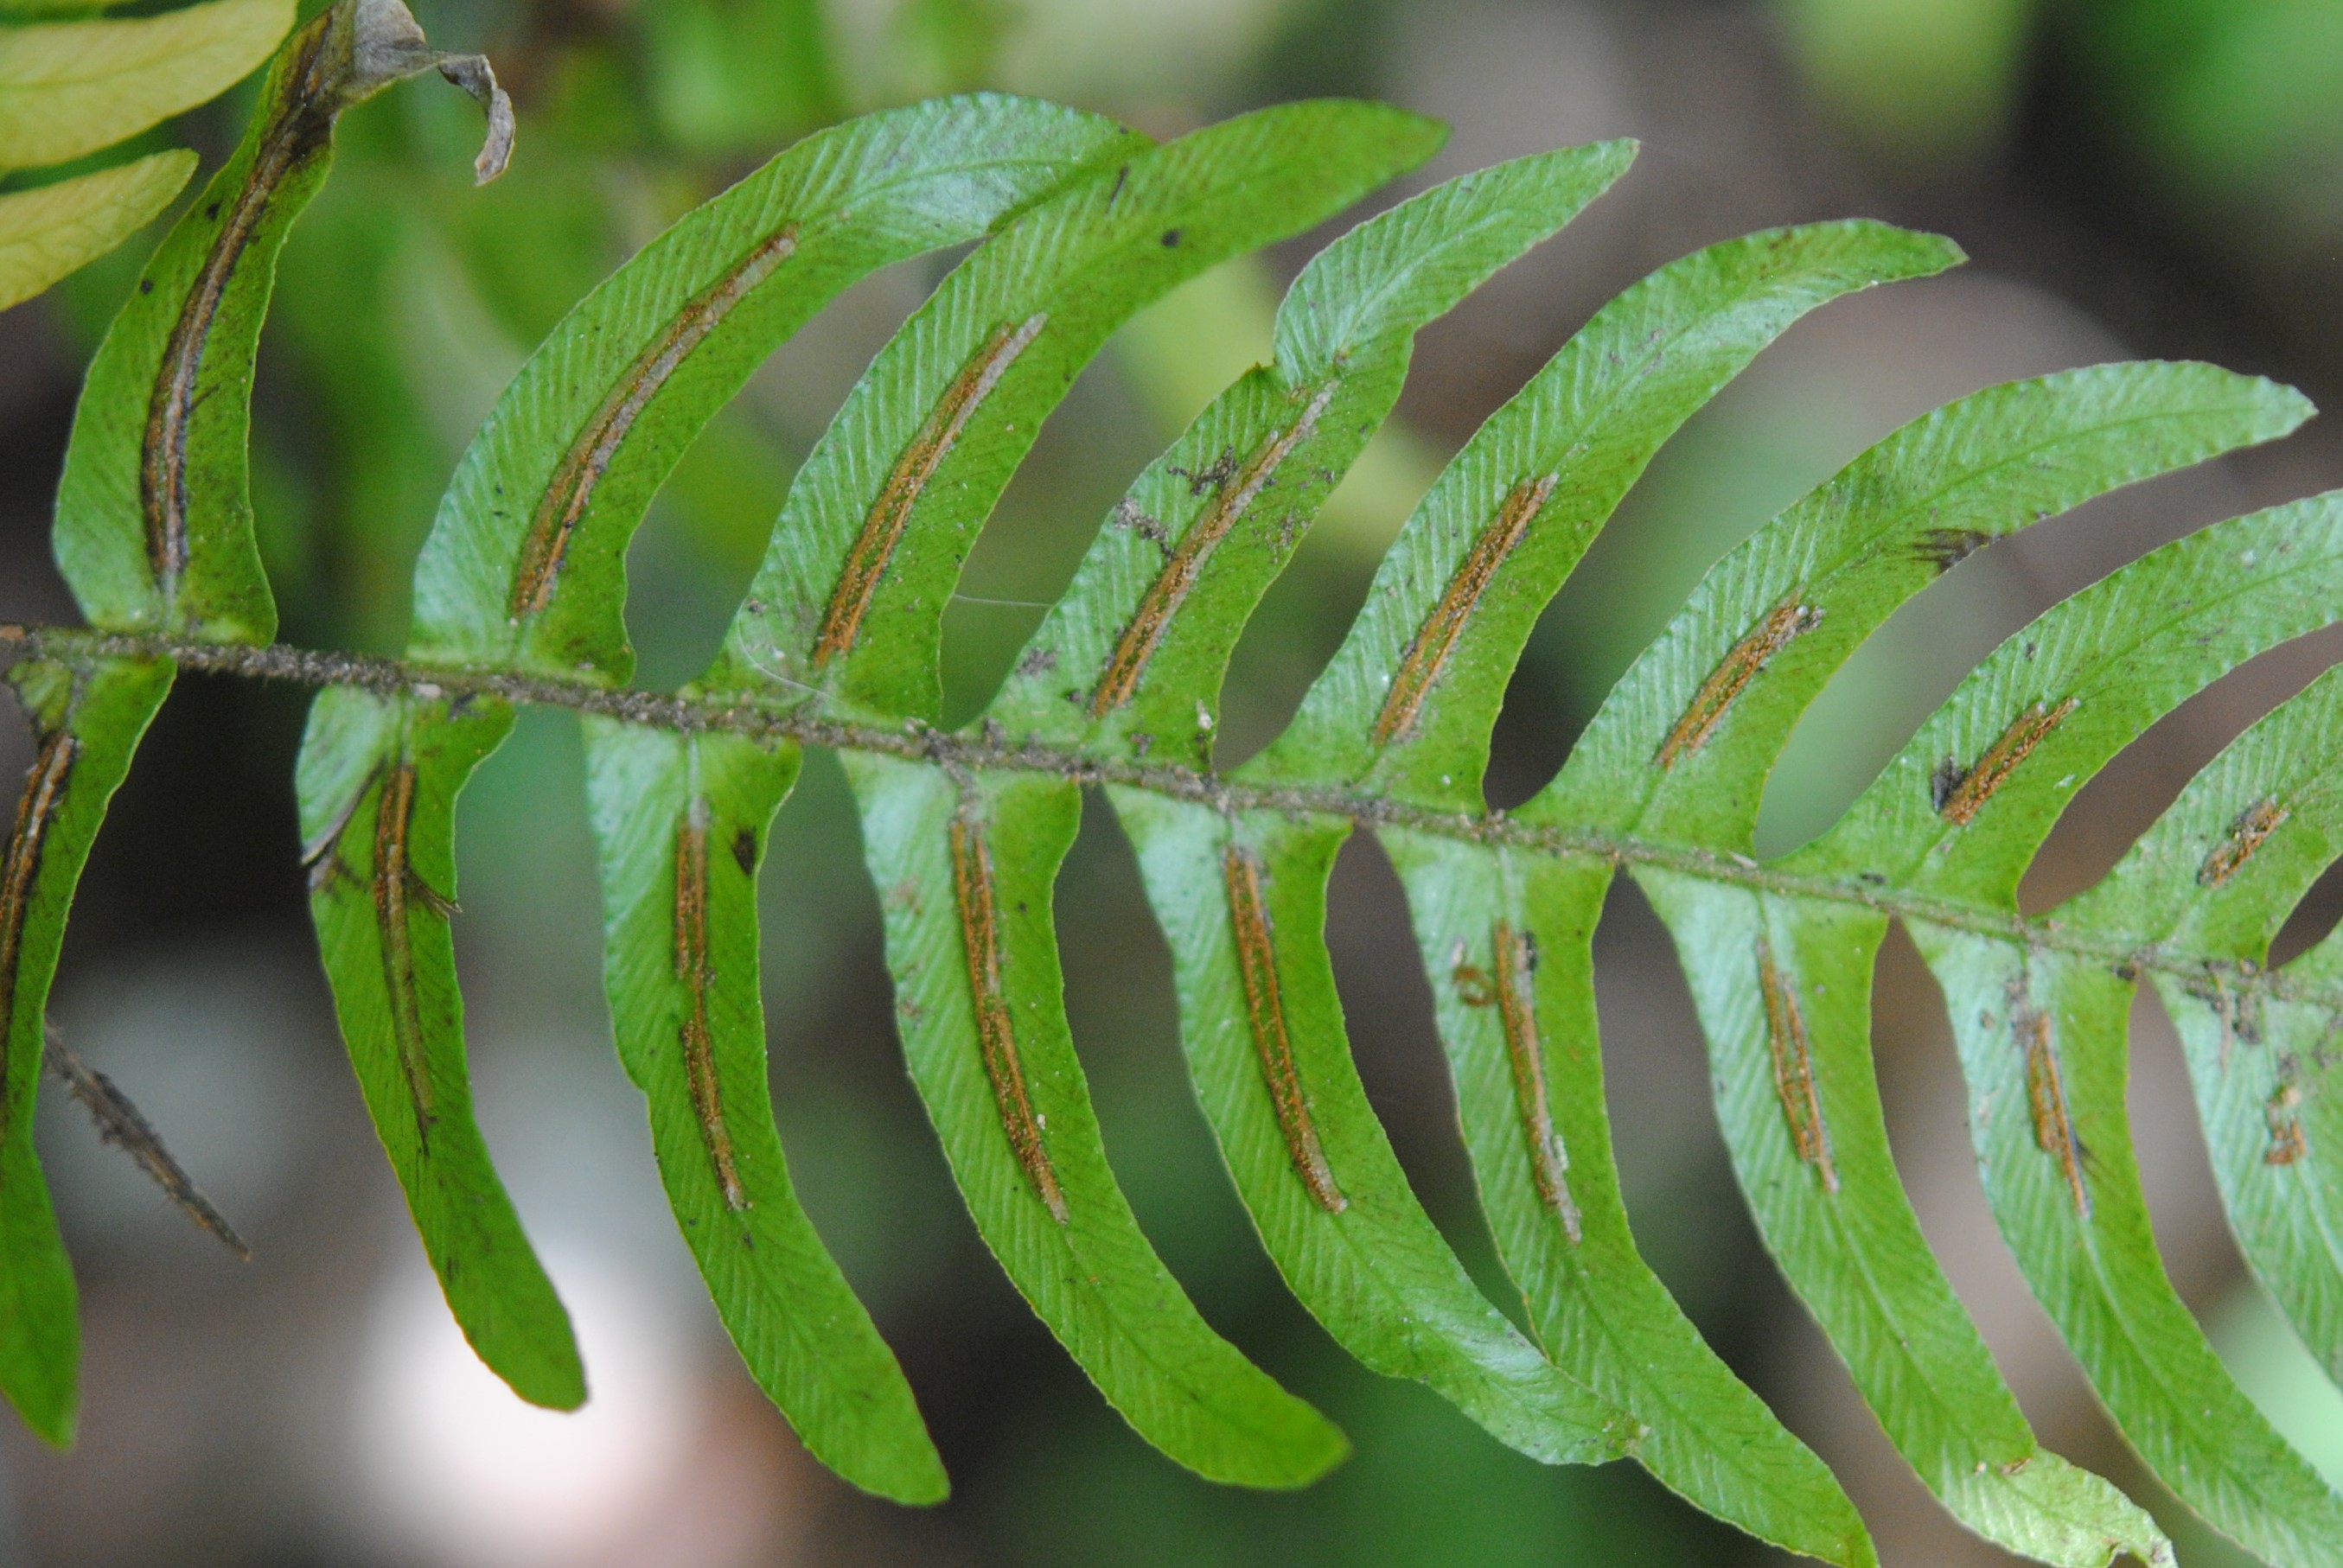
[44,1023,251,1262]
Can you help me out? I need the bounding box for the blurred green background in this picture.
[4,0,2343,1563]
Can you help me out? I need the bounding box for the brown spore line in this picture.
[814,314,1050,670]
[1912,527,1992,575]
[508,226,801,621]
[1372,474,1559,749]
[2265,1083,2308,1167]
[0,730,78,1143]
[1091,382,1336,719]
[674,799,746,1208]
[1935,698,2078,826]
[1491,921,1580,1240]
[142,23,339,606]
[1657,599,1821,768]
[371,761,441,1133]
[2011,988,2091,1218]
[2199,797,2290,888]
[948,814,1068,1222]
[1755,937,1836,1191]
[1222,846,1345,1212]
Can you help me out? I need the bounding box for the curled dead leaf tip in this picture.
[437,55,516,185]
[344,0,514,185]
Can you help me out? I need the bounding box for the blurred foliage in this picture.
[2068,0,2343,240]
[1778,0,2343,250]
[1776,0,2037,163]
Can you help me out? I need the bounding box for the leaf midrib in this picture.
[14,624,2328,1016]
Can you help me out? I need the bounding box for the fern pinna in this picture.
[10,3,2343,1561]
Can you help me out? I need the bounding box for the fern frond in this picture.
[2070,665,2343,1383]
[302,92,1139,1425]
[3,0,503,1446]
[1548,360,2312,1565]
[708,99,1448,1490]
[0,656,170,1444]
[1816,500,2343,1564]
[20,17,2343,1564]
[981,141,1667,1478]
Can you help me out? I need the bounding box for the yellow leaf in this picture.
[0,0,290,169]
[0,149,193,310]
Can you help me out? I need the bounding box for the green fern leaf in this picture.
[3,0,507,1444]
[303,94,1139,1416]
[584,724,950,1501]
[848,754,1351,1486]
[2065,664,2343,1388]
[51,0,508,646]
[1558,362,2311,1565]
[699,101,1446,1488]
[1543,361,2314,847]
[1555,364,2307,1562]
[1115,793,1641,1463]
[707,99,1443,720]
[930,142,1660,1477]
[298,686,585,1408]
[1810,499,2343,1565]
[987,141,1638,762]
[0,653,172,1446]
[1644,873,2171,1566]
[410,94,1142,681]
[1262,218,2027,1564]
[1383,835,1878,1565]
[1249,220,1966,807]
[560,99,1155,1495]
[1090,210,1962,1498]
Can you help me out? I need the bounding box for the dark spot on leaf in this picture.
[731,829,757,876]
[1160,228,1181,247]
[1912,527,1991,574]
[1931,758,1970,813]
[138,279,154,295]
[1168,449,1239,497]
